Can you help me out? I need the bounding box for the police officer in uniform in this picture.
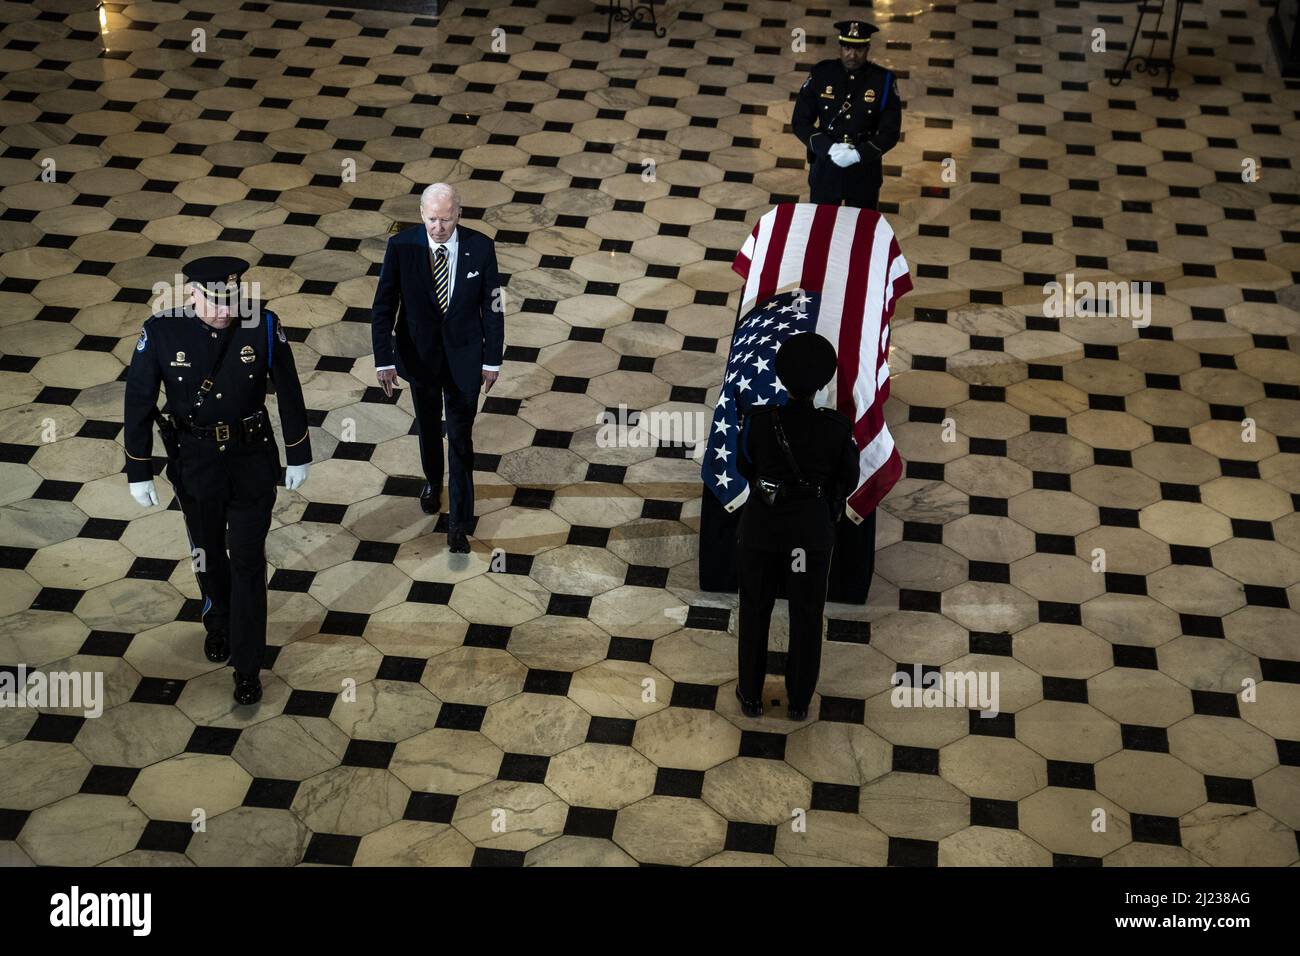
[735,334,860,720]
[792,19,902,209]
[123,257,312,705]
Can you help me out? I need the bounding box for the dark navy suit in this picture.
[371,224,504,528]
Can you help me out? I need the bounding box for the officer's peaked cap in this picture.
[776,332,838,396]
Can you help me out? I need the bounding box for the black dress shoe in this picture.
[420,483,440,515]
[233,672,262,706]
[204,630,230,663]
[448,528,470,553]
[734,686,763,718]
[787,703,809,721]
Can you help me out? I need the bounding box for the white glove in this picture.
[829,144,861,168]
[129,480,159,507]
[284,463,310,491]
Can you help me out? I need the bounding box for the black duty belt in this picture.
[756,476,825,503]
[173,408,269,445]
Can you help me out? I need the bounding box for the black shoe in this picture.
[788,703,809,721]
[233,671,262,706]
[204,629,230,663]
[448,528,470,554]
[734,686,763,718]
[420,483,440,515]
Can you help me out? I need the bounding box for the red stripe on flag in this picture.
[756,203,794,303]
[732,251,751,279]
[848,447,902,517]
[798,204,838,295]
[852,376,890,449]
[884,239,912,323]
[835,211,879,417]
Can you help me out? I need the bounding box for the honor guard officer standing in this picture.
[792,19,902,209]
[734,334,860,720]
[123,257,312,705]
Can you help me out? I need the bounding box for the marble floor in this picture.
[0,0,1298,866]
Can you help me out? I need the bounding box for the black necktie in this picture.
[433,246,449,314]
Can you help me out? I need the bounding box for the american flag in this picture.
[703,289,821,513]
[725,203,913,522]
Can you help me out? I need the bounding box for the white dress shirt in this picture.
[376,227,500,374]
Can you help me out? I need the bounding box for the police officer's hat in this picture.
[183,256,248,304]
[835,20,878,45]
[776,333,838,396]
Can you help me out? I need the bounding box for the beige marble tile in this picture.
[353,820,476,867]
[633,706,741,771]
[451,779,567,852]
[187,806,311,867]
[1180,804,1299,867]
[129,753,252,821]
[775,810,889,867]
[18,794,148,866]
[291,766,410,837]
[859,772,970,841]
[1019,787,1132,858]
[612,795,727,865]
[939,825,1053,866]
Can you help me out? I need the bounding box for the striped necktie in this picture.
[433,245,450,315]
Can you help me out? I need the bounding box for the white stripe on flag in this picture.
[779,203,818,294]
[885,250,909,314]
[813,208,860,401]
[878,323,891,389]
[743,218,774,312]
[850,216,892,422]
[857,424,895,485]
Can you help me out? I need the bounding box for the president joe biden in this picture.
[372,183,504,553]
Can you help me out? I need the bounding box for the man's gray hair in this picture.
[420,183,461,211]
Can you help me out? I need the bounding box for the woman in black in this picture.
[735,333,860,719]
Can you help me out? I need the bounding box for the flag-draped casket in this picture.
[697,203,913,598]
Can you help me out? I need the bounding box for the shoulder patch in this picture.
[136,327,148,352]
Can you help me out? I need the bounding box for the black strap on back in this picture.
[772,407,805,479]
[189,324,235,425]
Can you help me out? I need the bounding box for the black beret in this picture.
[183,256,248,303]
[835,20,878,44]
[776,332,838,396]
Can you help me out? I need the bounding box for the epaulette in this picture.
[817,406,853,427]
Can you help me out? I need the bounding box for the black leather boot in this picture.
[233,671,262,705]
[734,686,763,718]
[204,629,230,663]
